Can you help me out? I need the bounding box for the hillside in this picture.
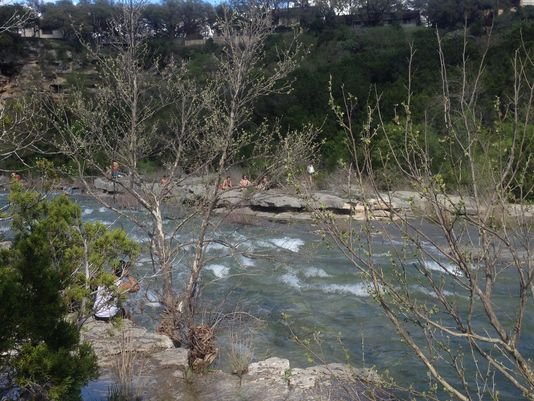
[0,15,533,198]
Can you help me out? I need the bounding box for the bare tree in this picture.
[0,96,49,171]
[0,3,34,34]
[313,27,534,400]
[48,0,317,362]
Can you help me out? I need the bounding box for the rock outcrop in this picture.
[83,319,392,401]
[93,176,402,221]
[81,318,175,368]
[92,176,534,223]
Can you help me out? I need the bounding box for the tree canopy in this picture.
[0,183,139,400]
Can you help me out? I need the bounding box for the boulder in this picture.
[289,363,379,390]
[370,210,392,218]
[180,183,209,202]
[437,194,478,215]
[310,192,351,211]
[367,197,394,211]
[81,319,391,401]
[246,357,290,386]
[94,177,130,194]
[217,188,249,207]
[506,203,534,218]
[390,191,427,211]
[251,190,303,210]
[149,348,189,371]
[80,318,174,367]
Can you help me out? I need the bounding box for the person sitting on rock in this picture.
[110,160,123,179]
[93,260,139,322]
[239,175,251,189]
[160,175,170,186]
[257,176,270,191]
[160,175,172,197]
[220,176,233,190]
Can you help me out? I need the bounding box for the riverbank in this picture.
[91,175,534,224]
[82,318,393,401]
[0,173,531,224]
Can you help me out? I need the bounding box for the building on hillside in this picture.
[184,34,207,47]
[521,0,534,6]
[19,26,63,39]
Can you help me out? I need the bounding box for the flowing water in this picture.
[2,193,532,400]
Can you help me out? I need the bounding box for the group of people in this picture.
[219,175,270,190]
[107,159,317,192]
[220,175,250,190]
[219,164,314,191]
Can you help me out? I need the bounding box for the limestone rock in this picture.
[217,188,248,207]
[81,318,174,367]
[183,183,208,198]
[310,192,350,211]
[246,357,290,384]
[251,190,303,210]
[149,348,188,370]
[290,364,379,390]
[94,177,129,194]
[436,194,478,215]
[367,198,393,211]
[81,318,391,401]
[390,190,426,211]
[370,210,392,218]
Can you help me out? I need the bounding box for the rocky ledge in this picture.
[93,176,534,223]
[82,318,393,401]
[93,177,403,221]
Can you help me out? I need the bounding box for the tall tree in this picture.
[0,184,138,401]
[156,0,214,38]
[0,4,33,34]
[425,0,492,29]
[48,0,317,367]
[353,0,405,24]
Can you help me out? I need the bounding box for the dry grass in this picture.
[227,328,254,380]
[108,329,146,401]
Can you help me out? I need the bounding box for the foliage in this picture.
[0,183,139,401]
[0,185,94,400]
[44,5,318,378]
[320,25,534,400]
[0,31,27,76]
[3,0,534,190]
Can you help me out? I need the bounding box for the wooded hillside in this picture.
[1,1,533,199]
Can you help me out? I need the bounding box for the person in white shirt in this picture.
[306,163,315,185]
[93,260,139,322]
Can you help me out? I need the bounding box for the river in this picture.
[3,193,531,400]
